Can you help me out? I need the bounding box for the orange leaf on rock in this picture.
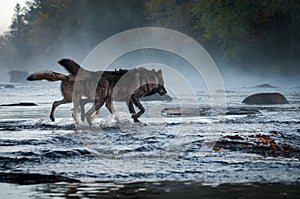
[213,146,221,151]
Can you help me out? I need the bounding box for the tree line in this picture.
[1,0,299,74]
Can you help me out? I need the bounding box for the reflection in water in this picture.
[1,181,299,199]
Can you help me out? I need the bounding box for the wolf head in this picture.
[146,69,167,96]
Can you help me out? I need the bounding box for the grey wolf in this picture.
[60,59,167,126]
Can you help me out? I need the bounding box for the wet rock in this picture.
[242,93,289,105]
[215,89,234,93]
[255,84,277,88]
[141,93,172,101]
[161,107,260,117]
[0,172,79,184]
[5,85,15,88]
[223,135,244,140]
[0,84,15,88]
[161,108,206,116]
[215,133,299,158]
[0,102,37,106]
[226,108,261,115]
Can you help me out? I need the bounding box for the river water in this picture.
[0,80,299,198]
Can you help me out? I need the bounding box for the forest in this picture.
[0,0,299,76]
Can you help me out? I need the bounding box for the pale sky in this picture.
[0,0,27,35]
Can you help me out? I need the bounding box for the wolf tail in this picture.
[58,58,92,80]
[58,58,81,76]
[27,70,68,82]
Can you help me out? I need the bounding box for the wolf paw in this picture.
[50,115,55,122]
[133,117,141,124]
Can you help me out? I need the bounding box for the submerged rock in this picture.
[242,93,289,105]
[161,108,202,116]
[0,84,15,88]
[141,93,172,101]
[161,107,260,116]
[215,89,234,93]
[255,84,277,88]
[0,172,79,184]
[0,102,37,106]
[226,108,261,115]
[4,84,15,88]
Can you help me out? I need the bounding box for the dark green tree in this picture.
[10,3,26,46]
[192,0,300,70]
[145,0,194,35]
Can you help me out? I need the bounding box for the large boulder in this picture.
[242,93,289,105]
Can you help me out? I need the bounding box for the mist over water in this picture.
[108,49,206,92]
[108,48,300,92]
[1,44,298,90]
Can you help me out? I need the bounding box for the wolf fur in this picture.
[27,60,128,123]
[27,70,88,122]
[59,59,167,126]
[27,70,68,82]
[58,59,129,125]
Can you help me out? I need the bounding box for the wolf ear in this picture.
[157,69,162,75]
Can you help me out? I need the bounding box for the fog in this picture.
[108,49,205,92]
[0,0,299,89]
[1,46,299,91]
[109,49,300,92]
[1,40,299,90]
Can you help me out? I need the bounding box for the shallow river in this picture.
[0,81,299,198]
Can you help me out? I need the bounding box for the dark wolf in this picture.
[26,60,126,122]
[26,69,96,122]
[57,59,129,125]
[59,59,167,126]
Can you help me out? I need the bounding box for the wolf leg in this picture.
[86,98,106,127]
[72,93,82,125]
[126,98,137,122]
[90,108,101,122]
[79,98,91,122]
[85,104,95,126]
[50,98,71,122]
[80,99,99,122]
[126,98,136,114]
[105,97,115,114]
[89,97,113,123]
[131,96,145,123]
[90,103,102,122]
